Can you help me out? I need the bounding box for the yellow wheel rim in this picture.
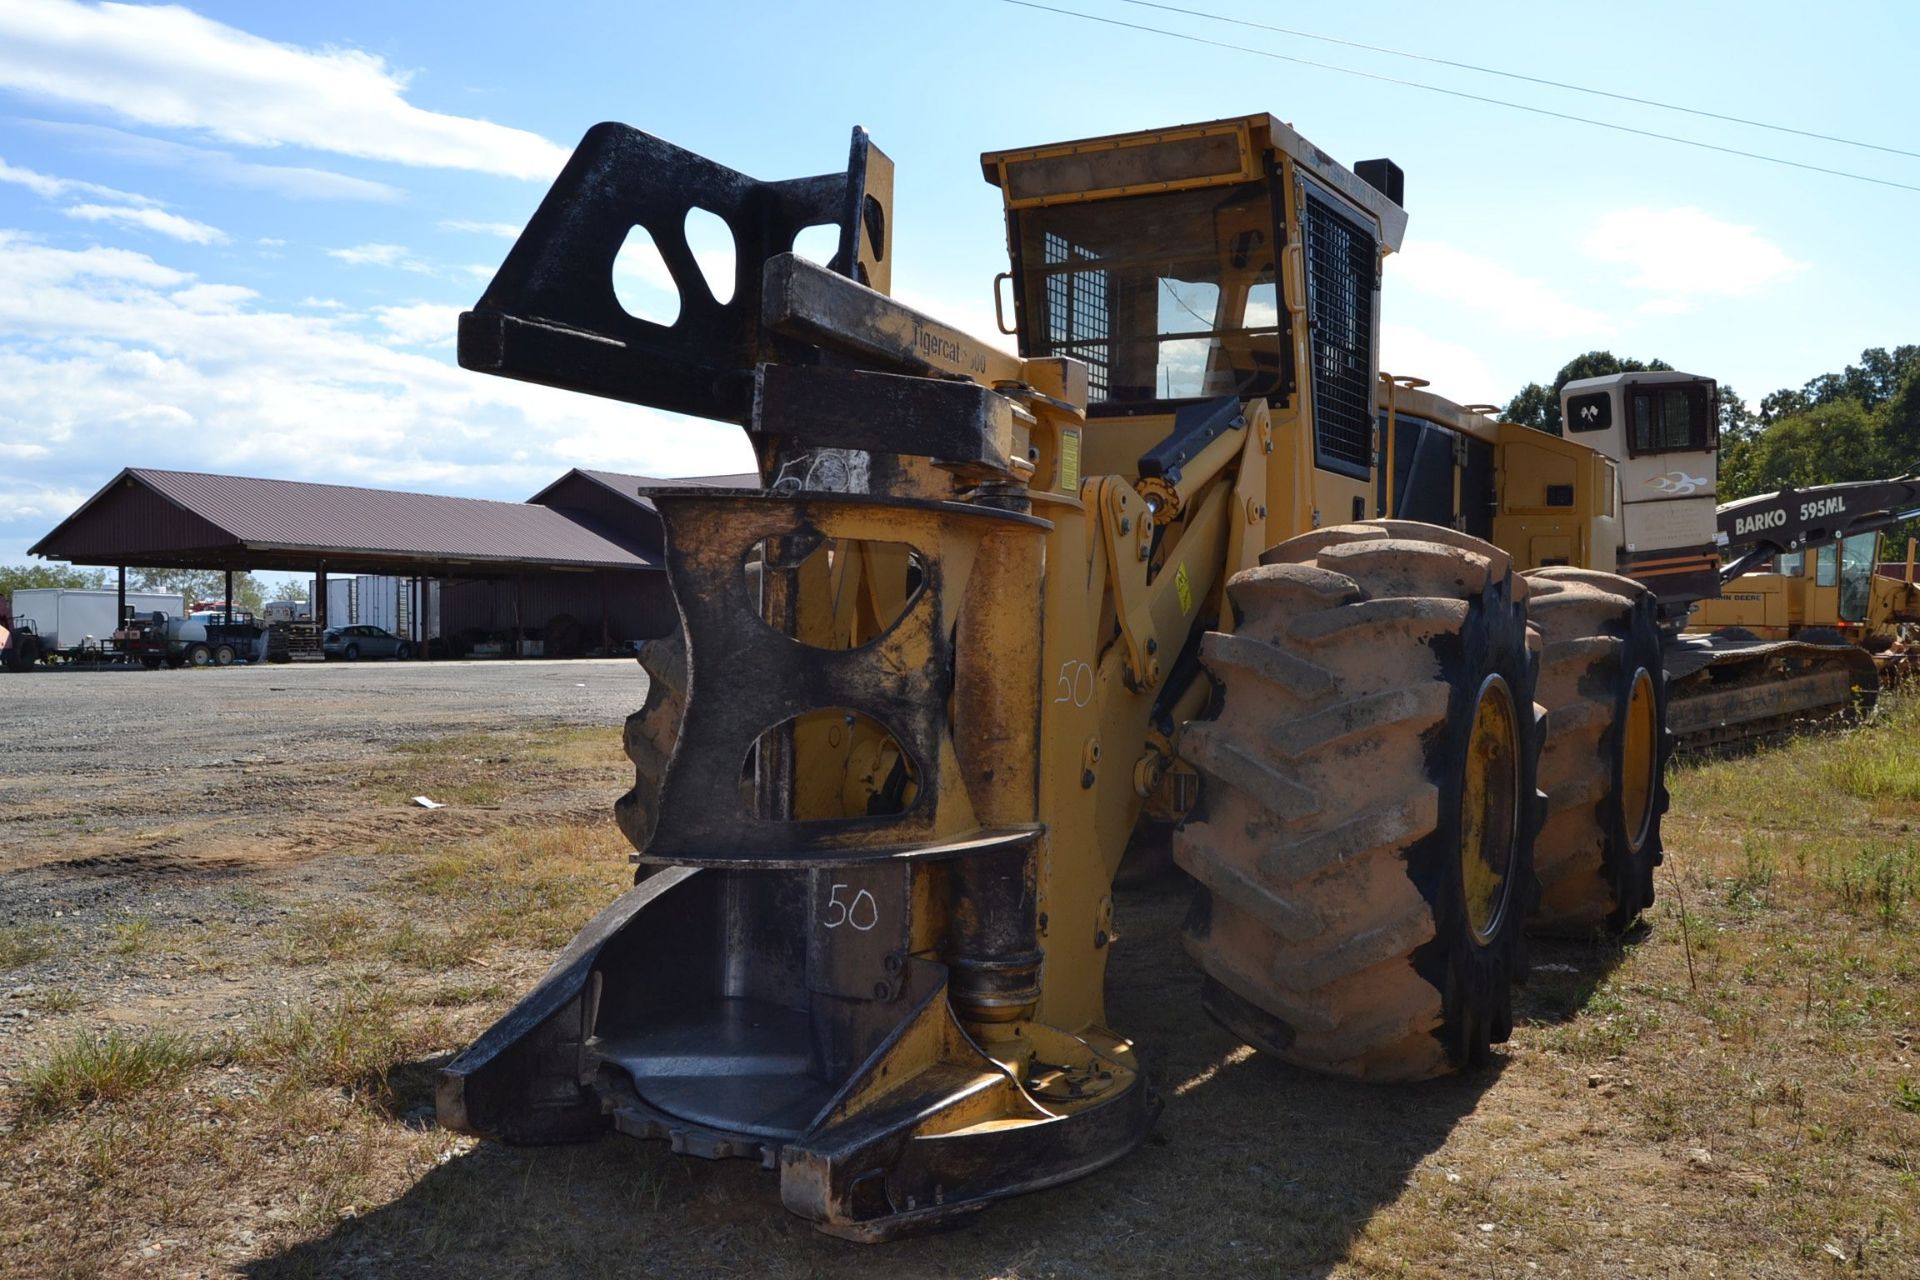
[1460,674,1520,945]
[1621,667,1658,854]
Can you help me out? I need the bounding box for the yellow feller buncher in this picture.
[439,112,1738,1237]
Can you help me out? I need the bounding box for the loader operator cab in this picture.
[983,116,1408,517]
[1697,531,1886,638]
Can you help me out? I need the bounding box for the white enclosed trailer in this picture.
[8,588,185,656]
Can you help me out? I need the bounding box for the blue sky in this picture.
[2,0,1916,574]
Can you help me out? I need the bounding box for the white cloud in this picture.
[1582,207,1806,300]
[328,242,431,272]
[3,154,226,245]
[171,283,256,312]
[31,120,403,202]
[438,220,522,239]
[0,0,569,181]
[0,232,753,558]
[0,231,190,287]
[1391,240,1612,340]
[0,154,154,204]
[1378,322,1507,407]
[372,302,460,348]
[64,201,226,244]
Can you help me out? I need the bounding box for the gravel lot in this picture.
[0,657,646,779]
[0,658,650,1070]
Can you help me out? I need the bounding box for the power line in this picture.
[1115,0,1920,163]
[1000,0,1920,195]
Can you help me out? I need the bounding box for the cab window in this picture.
[1014,181,1287,408]
[1629,384,1716,456]
[1815,544,1837,588]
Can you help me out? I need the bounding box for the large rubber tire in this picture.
[1523,568,1673,936]
[1175,521,1546,1082]
[344,644,360,662]
[613,628,688,858]
[212,644,236,667]
[186,643,212,667]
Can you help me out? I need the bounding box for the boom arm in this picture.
[1716,477,1920,581]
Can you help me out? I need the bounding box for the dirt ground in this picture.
[1,660,1915,1278]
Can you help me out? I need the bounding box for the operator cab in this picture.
[1560,371,1722,611]
[982,116,1405,500]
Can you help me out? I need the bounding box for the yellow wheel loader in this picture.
[437,113,1709,1237]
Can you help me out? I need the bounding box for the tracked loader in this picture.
[1684,477,1920,699]
[438,113,1707,1236]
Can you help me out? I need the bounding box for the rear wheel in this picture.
[344,643,360,662]
[141,657,162,671]
[1523,568,1672,935]
[1176,522,1545,1081]
[614,627,688,860]
[395,642,413,661]
[186,643,212,667]
[213,644,236,667]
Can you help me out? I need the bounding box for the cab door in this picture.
[1808,542,1841,626]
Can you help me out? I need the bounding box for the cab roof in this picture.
[980,112,1406,251]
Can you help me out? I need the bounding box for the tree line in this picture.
[1503,346,1920,502]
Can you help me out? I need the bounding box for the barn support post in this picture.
[116,565,126,626]
[316,566,328,629]
[514,573,524,658]
[224,569,233,626]
[600,573,610,656]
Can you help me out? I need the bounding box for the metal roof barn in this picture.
[22,466,741,658]
[33,468,658,576]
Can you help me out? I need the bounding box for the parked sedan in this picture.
[321,624,413,661]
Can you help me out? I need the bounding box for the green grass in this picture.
[1823,725,1920,803]
[235,987,439,1103]
[0,926,59,970]
[277,905,376,964]
[21,1028,207,1119]
[108,916,154,956]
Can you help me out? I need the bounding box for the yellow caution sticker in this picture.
[1059,429,1081,493]
[1175,561,1193,614]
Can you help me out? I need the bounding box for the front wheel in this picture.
[344,644,360,662]
[141,657,162,670]
[186,643,212,667]
[1175,521,1546,1081]
[395,642,413,661]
